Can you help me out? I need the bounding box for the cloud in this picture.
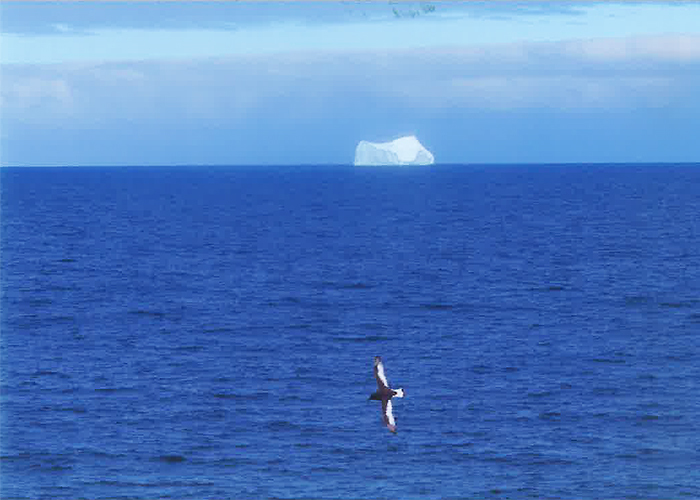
[377,34,700,110]
[1,75,74,124]
[5,2,700,65]
[396,75,676,111]
[0,2,456,36]
[3,33,699,127]
[2,31,700,165]
[562,34,700,63]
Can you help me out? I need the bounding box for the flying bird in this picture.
[368,356,404,433]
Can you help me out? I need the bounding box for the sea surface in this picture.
[2,164,700,500]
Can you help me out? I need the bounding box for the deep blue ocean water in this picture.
[1,164,700,500]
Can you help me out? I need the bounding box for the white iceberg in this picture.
[354,135,434,166]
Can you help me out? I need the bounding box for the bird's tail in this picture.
[393,388,405,398]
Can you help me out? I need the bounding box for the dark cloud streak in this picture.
[0,1,582,36]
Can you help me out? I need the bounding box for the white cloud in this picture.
[563,34,700,63]
[3,3,700,65]
[1,76,74,121]
[426,75,676,110]
[1,33,698,133]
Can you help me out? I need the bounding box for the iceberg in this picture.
[354,135,434,166]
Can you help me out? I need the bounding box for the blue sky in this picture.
[2,1,700,166]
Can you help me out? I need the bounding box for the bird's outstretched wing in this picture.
[381,399,397,433]
[374,357,389,390]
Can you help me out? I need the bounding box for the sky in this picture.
[1,1,700,166]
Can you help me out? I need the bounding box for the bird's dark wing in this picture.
[374,358,390,390]
[381,399,397,433]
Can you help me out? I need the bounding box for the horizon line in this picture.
[2,161,699,169]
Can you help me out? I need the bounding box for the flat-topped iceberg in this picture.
[354,135,434,166]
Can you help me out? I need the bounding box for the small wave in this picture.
[155,454,186,463]
[286,323,313,330]
[294,442,316,449]
[356,322,388,331]
[539,411,562,420]
[280,296,301,304]
[442,430,472,439]
[625,295,653,306]
[33,369,69,378]
[530,456,576,466]
[90,479,213,488]
[54,406,87,414]
[660,300,698,309]
[420,303,455,311]
[94,386,138,394]
[311,465,344,473]
[527,390,554,399]
[30,456,77,472]
[591,357,626,364]
[28,298,53,307]
[279,394,305,402]
[46,315,76,323]
[129,310,165,318]
[213,391,270,401]
[449,441,474,449]
[530,285,566,292]
[266,420,300,432]
[47,464,73,472]
[471,364,491,374]
[593,387,620,396]
[189,442,221,453]
[0,452,32,461]
[515,411,534,422]
[666,353,693,362]
[58,258,77,263]
[337,335,390,343]
[328,446,357,456]
[84,450,127,459]
[338,282,374,290]
[213,392,241,400]
[212,457,255,467]
[202,326,235,334]
[173,345,204,353]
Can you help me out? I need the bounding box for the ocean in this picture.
[1,164,699,499]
